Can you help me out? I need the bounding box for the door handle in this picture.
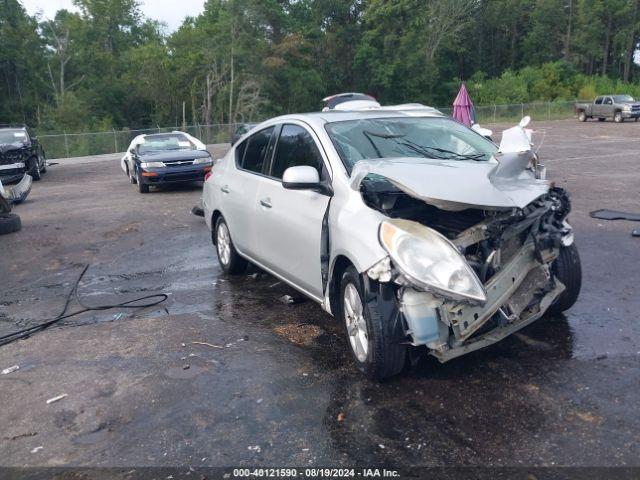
[221,185,230,193]
[259,198,272,209]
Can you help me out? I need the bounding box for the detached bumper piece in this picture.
[0,174,32,205]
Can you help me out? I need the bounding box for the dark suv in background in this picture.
[0,126,46,183]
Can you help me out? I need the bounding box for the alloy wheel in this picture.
[217,222,231,266]
[344,283,368,362]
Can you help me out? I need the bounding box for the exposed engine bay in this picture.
[361,174,573,362]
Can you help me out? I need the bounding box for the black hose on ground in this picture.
[0,264,168,347]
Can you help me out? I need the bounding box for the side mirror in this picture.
[282,165,332,195]
[129,148,136,154]
[282,166,320,189]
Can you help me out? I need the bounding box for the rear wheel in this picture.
[549,243,582,314]
[340,266,406,380]
[614,111,624,123]
[578,111,587,122]
[214,216,247,274]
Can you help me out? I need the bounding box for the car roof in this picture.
[261,109,444,129]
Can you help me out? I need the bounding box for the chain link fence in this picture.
[38,101,577,160]
[38,123,240,160]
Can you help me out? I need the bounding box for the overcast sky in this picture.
[20,0,206,32]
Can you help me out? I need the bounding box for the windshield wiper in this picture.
[363,131,486,161]
[400,139,487,161]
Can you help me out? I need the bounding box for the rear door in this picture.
[253,123,332,299]
[221,126,275,258]
[603,96,614,117]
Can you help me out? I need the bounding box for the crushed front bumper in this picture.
[398,241,563,362]
[0,162,27,183]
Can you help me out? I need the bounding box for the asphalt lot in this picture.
[0,119,639,468]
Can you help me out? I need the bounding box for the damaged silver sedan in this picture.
[203,110,581,379]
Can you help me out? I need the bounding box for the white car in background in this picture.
[120,131,207,179]
[202,110,581,379]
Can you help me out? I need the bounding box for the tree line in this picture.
[1,0,640,133]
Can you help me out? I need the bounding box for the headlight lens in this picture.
[379,219,487,303]
[193,156,213,165]
[623,105,631,111]
[140,161,165,168]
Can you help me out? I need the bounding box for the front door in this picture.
[253,123,331,299]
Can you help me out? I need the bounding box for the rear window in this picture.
[240,127,274,174]
[323,93,377,110]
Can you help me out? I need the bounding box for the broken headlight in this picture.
[379,219,487,304]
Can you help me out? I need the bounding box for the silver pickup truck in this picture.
[575,95,640,123]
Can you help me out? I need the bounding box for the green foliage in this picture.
[1,0,640,134]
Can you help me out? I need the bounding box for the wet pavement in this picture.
[0,120,639,467]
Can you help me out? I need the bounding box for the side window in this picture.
[604,97,613,105]
[595,97,602,105]
[235,138,248,165]
[241,127,274,174]
[270,124,325,180]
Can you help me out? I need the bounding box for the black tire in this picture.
[548,243,582,314]
[598,118,606,122]
[214,216,247,274]
[28,157,41,181]
[0,213,22,235]
[614,111,624,123]
[578,111,587,122]
[340,266,406,380]
[136,169,149,193]
[635,118,638,122]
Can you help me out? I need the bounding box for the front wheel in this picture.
[548,243,582,314]
[214,216,247,274]
[340,266,406,380]
[28,157,41,181]
[136,168,149,193]
[614,112,624,123]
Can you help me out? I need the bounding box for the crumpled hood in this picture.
[350,154,549,211]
